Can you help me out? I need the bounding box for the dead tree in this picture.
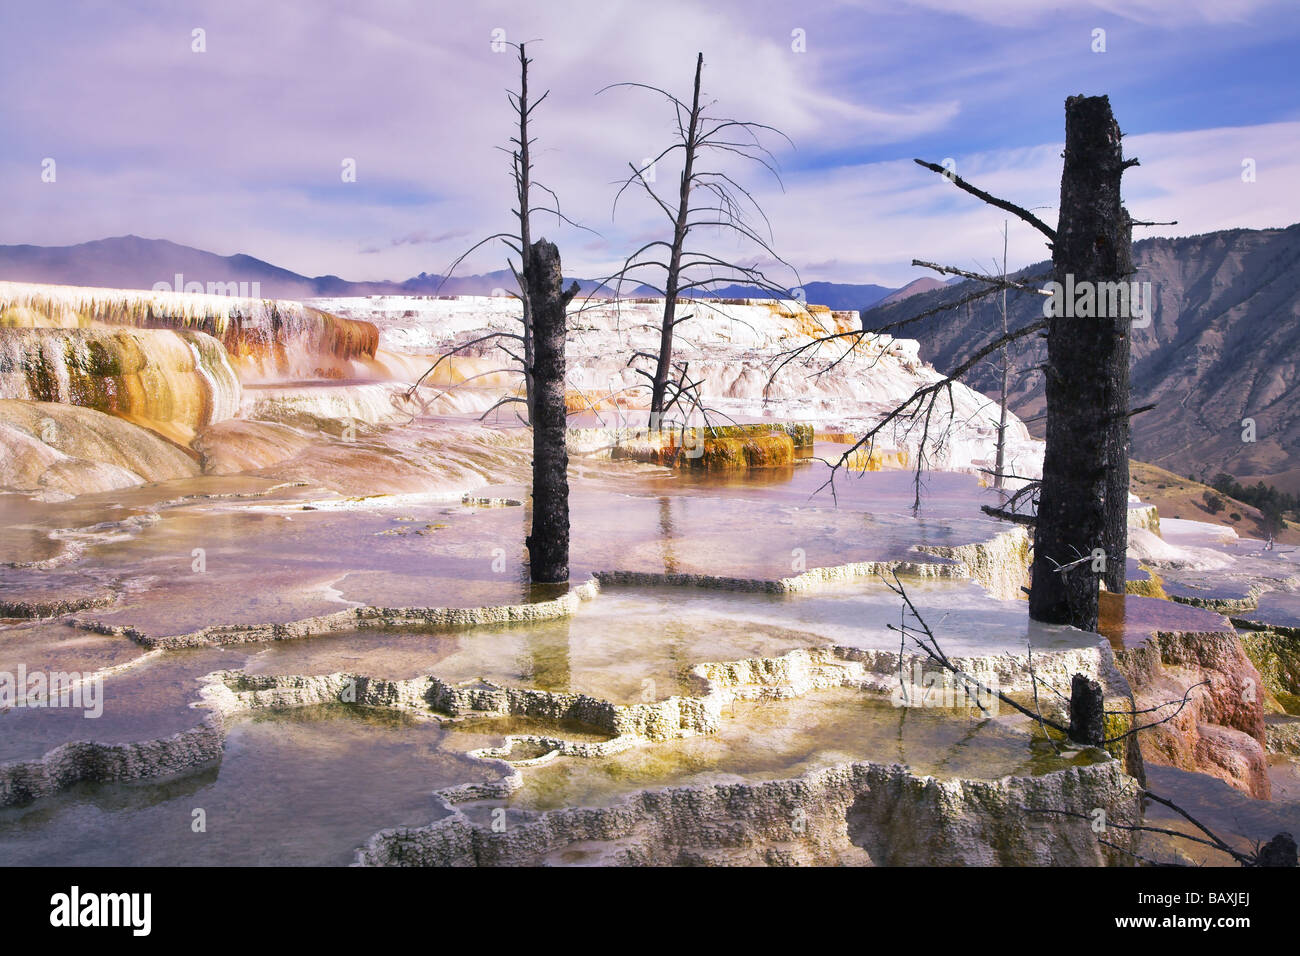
[912,101,1142,636]
[411,41,588,426]
[404,44,585,586]
[525,239,579,582]
[599,51,799,425]
[1030,95,1136,628]
[777,95,1144,631]
[513,42,538,423]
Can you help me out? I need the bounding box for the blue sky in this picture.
[2,0,1298,288]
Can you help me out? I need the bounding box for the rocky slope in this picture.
[1107,596,1272,799]
[0,327,240,444]
[1130,460,1300,545]
[359,760,1140,866]
[863,224,1300,493]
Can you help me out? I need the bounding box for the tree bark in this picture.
[1102,216,1134,594]
[1067,673,1106,747]
[525,239,576,582]
[1029,95,1134,629]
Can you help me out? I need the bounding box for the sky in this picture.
[2,0,1298,289]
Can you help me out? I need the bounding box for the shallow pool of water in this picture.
[0,705,505,865]
[508,687,1103,811]
[0,647,235,762]
[234,578,1084,705]
[1239,590,1300,629]
[2,450,1019,645]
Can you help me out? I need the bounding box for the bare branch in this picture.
[913,158,1057,242]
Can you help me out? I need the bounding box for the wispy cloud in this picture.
[359,229,469,255]
[0,0,1295,287]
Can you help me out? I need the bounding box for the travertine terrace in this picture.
[2,282,1297,867]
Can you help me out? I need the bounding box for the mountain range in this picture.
[0,236,904,311]
[861,224,1300,494]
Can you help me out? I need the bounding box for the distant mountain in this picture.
[0,236,896,310]
[0,236,362,300]
[876,276,949,307]
[862,224,1300,494]
[0,235,526,299]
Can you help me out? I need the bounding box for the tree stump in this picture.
[1068,673,1106,747]
[1256,832,1298,867]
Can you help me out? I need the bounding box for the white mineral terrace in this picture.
[0,284,1297,866]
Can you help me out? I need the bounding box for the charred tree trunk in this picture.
[1256,833,1298,867]
[516,43,536,427]
[1067,673,1106,746]
[525,239,577,582]
[649,51,703,425]
[1102,219,1134,594]
[1029,95,1135,630]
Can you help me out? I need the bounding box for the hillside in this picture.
[1130,460,1300,545]
[863,224,1300,494]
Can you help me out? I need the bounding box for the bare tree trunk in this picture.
[993,222,1010,492]
[1029,95,1134,629]
[525,239,575,583]
[650,51,703,425]
[607,51,792,424]
[515,43,536,426]
[416,42,560,428]
[994,359,1009,490]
